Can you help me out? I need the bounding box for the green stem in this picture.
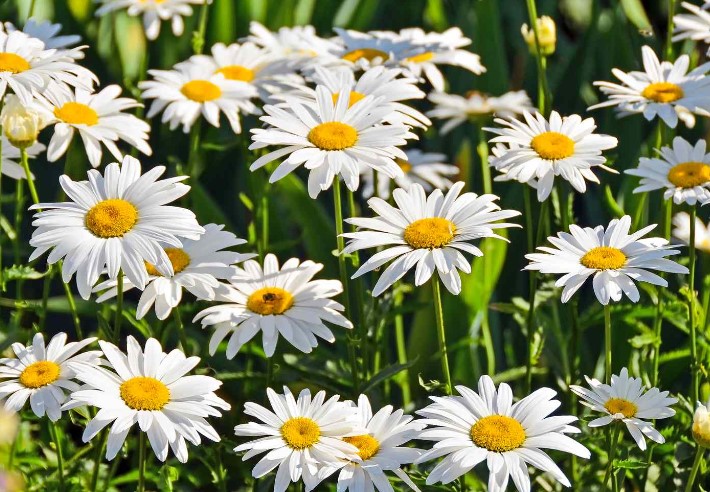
[138,432,147,492]
[38,265,52,331]
[475,125,491,195]
[193,0,210,54]
[393,287,411,406]
[524,0,551,115]
[525,196,548,392]
[186,119,203,182]
[89,430,108,492]
[61,271,83,339]
[13,177,23,266]
[605,304,612,383]
[27,0,37,19]
[347,189,369,381]
[113,274,124,343]
[666,0,677,58]
[685,446,705,492]
[174,308,189,353]
[50,421,65,492]
[603,425,620,491]
[20,148,39,206]
[690,206,699,403]
[432,278,453,395]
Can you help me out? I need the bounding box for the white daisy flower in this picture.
[93,223,256,320]
[0,333,100,421]
[244,21,341,65]
[33,81,152,168]
[673,212,710,254]
[95,0,206,41]
[64,336,229,463]
[589,45,710,128]
[525,215,688,305]
[415,376,590,490]
[4,18,81,54]
[0,29,95,104]
[626,136,710,205]
[234,386,365,492]
[193,253,352,358]
[485,110,618,202]
[673,2,710,47]
[277,65,431,129]
[427,90,533,135]
[342,182,521,296]
[360,149,458,199]
[29,155,204,299]
[570,368,677,450]
[0,135,45,180]
[331,28,417,71]
[324,394,424,492]
[139,60,258,133]
[250,85,415,198]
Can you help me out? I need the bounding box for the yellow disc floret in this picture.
[54,102,99,126]
[470,415,526,452]
[85,199,139,238]
[19,361,61,389]
[604,398,638,418]
[405,52,434,63]
[331,91,366,108]
[667,162,710,188]
[119,376,171,411]
[403,218,456,249]
[180,80,222,102]
[307,122,358,151]
[215,65,255,82]
[641,82,684,103]
[343,434,380,460]
[342,49,389,63]
[0,53,30,74]
[395,157,412,173]
[145,248,191,276]
[247,287,294,315]
[530,131,575,160]
[580,246,627,270]
[281,417,320,450]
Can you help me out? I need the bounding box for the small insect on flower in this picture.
[525,215,688,305]
[571,368,677,450]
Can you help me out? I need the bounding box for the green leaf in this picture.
[615,459,650,470]
[620,0,653,32]
[2,265,47,281]
[361,358,419,393]
[114,12,147,81]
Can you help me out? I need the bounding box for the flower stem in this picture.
[186,119,203,181]
[524,0,551,115]
[689,206,699,403]
[604,304,612,383]
[603,425,620,491]
[525,192,548,392]
[138,432,147,492]
[50,421,65,492]
[475,125,491,195]
[666,0,678,58]
[192,0,210,54]
[174,308,189,353]
[432,277,453,395]
[61,271,83,338]
[113,274,124,343]
[394,286,411,406]
[20,149,39,206]
[346,189,369,380]
[89,430,107,492]
[685,446,705,492]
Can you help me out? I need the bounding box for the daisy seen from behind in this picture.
[4,18,81,53]
[415,375,590,490]
[29,155,204,299]
[485,110,618,202]
[589,45,710,128]
[64,336,230,463]
[250,85,415,198]
[193,253,352,358]
[233,386,365,492]
[140,60,258,133]
[626,136,710,205]
[342,182,521,296]
[95,0,205,41]
[244,21,340,66]
[0,333,100,421]
[570,368,677,450]
[673,2,710,50]
[525,215,688,305]
[673,212,710,253]
[94,223,256,320]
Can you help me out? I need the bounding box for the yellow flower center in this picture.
[342,48,389,63]
[145,248,191,276]
[343,434,380,460]
[215,65,255,82]
[281,417,320,450]
[180,80,222,102]
[403,218,456,249]
[119,376,171,411]
[580,246,627,270]
[307,122,358,151]
[641,82,684,103]
[85,199,139,238]
[53,102,99,126]
[246,287,294,315]
[530,131,575,160]
[667,162,710,188]
[19,361,61,389]
[331,91,366,108]
[470,415,526,452]
[604,398,638,418]
[405,51,434,63]
[0,53,30,74]
[395,157,412,173]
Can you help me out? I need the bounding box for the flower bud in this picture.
[693,400,710,447]
[0,95,47,149]
[521,16,557,57]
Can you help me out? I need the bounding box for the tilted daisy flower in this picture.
[0,29,95,104]
[673,212,710,254]
[427,90,533,135]
[29,155,204,299]
[193,254,352,358]
[139,60,258,133]
[4,18,81,53]
[331,28,417,71]
[0,333,100,421]
[95,0,205,41]
[324,394,424,492]
[244,21,341,66]
[626,136,710,205]
[33,81,152,168]
[64,336,230,463]
[0,134,45,180]
[343,182,520,296]
[360,149,458,199]
[485,110,618,202]
[250,85,415,198]
[570,368,677,450]
[589,45,710,128]
[234,387,365,492]
[525,215,688,305]
[94,223,256,320]
[673,2,710,49]
[415,376,590,490]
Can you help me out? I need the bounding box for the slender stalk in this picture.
[27,0,37,19]
[38,265,52,331]
[393,287,411,406]
[50,421,65,492]
[603,425,620,491]
[685,446,705,492]
[525,196,548,392]
[89,430,108,492]
[524,0,551,115]
[475,125,491,195]
[13,177,23,265]
[689,206,699,402]
[186,120,203,181]
[61,273,83,338]
[432,278,453,395]
[666,0,678,58]
[346,189,369,380]
[174,308,189,353]
[113,274,124,342]
[137,432,147,492]
[604,304,612,383]
[20,149,39,205]
[193,0,210,54]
